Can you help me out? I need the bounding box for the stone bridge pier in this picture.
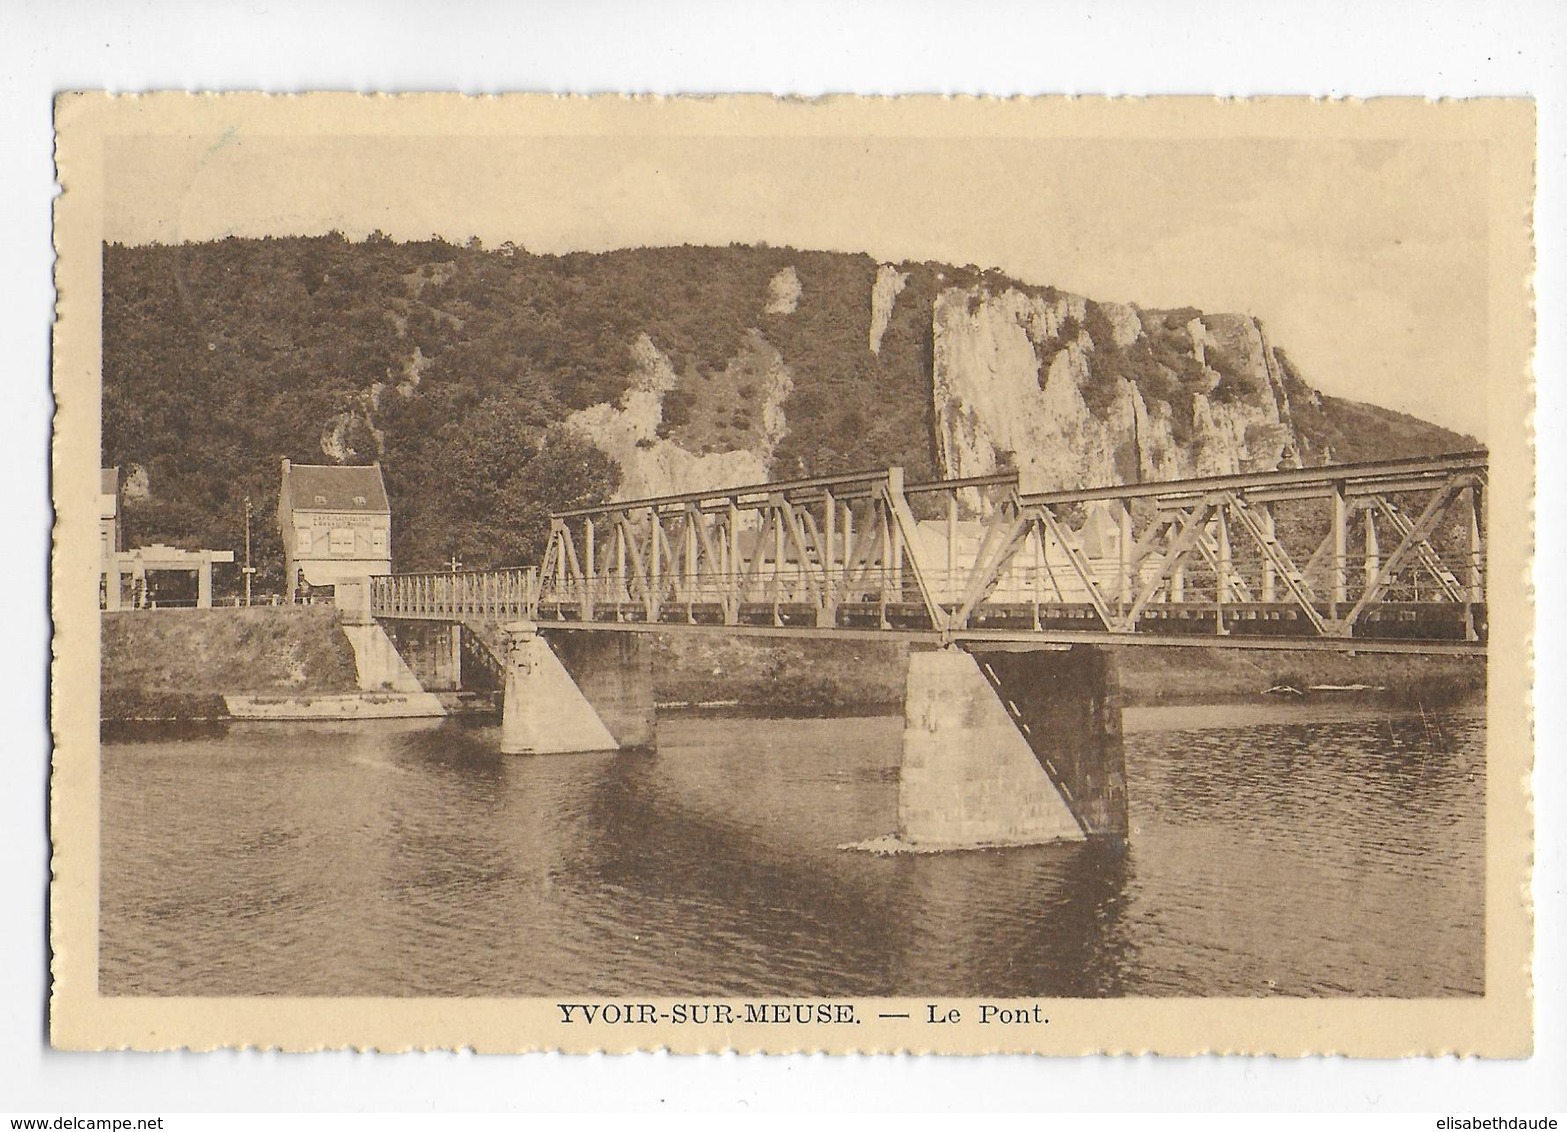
[498,623,1126,847]
[499,623,655,755]
[900,645,1127,846]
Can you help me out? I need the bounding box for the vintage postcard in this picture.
[50,93,1535,1054]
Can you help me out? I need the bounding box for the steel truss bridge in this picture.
[370,451,1487,655]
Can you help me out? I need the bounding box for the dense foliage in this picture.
[102,235,1474,596]
[102,236,944,591]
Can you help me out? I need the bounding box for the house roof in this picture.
[284,463,390,512]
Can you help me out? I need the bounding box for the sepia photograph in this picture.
[49,93,1535,1055]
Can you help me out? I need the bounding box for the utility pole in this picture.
[242,496,255,607]
[447,550,463,690]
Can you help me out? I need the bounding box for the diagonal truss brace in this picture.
[1344,480,1470,629]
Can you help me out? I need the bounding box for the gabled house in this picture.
[278,459,392,601]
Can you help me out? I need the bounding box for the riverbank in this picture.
[1108,645,1484,708]
[649,634,1485,711]
[101,606,361,721]
[100,606,1485,721]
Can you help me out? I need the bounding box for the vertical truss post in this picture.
[1468,484,1485,602]
[878,499,893,629]
[583,518,596,619]
[683,514,697,622]
[947,493,959,602]
[841,500,854,599]
[823,489,837,624]
[1364,508,1380,592]
[1031,523,1043,630]
[771,499,786,624]
[1332,480,1348,616]
[1215,505,1232,634]
[726,501,741,626]
[647,508,662,621]
[1117,502,1133,611]
[614,521,627,614]
[1260,503,1276,602]
[1465,484,1482,641]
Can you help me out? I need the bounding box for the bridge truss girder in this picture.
[538,467,957,632]
[527,451,1487,647]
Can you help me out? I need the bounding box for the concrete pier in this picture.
[899,644,1126,847]
[971,644,1127,838]
[500,623,654,755]
[545,630,656,750]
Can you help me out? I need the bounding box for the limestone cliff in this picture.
[561,268,1445,504]
[932,283,1308,492]
[868,264,908,355]
[566,331,793,499]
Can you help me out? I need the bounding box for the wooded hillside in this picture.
[102,235,1475,594]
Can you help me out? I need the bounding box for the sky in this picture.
[104,119,1497,441]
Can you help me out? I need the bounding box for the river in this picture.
[99,701,1485,998]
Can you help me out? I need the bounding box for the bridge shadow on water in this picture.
[548,735,1136,998]
[97,705,1483,998]
[396,709,1484,999]
[346,715,1141,998]
[466,718,1140,990]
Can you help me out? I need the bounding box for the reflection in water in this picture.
[100,705,1484,998]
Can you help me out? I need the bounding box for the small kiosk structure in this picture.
[100,467,236,609]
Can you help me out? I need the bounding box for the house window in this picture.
[353,495,367,506]
[296,527,313,556]
[314,494,327,505]
[329,528,356,556]
[370,528,388,555]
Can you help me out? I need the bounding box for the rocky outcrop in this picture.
[868,264,908,355]
[121,464,151,502]
[933,284,1304,492]
[566,332,794,499]
[319,407,384,464]
[570,281,1317,502]
[766,266,802,315]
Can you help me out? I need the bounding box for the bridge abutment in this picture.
[380,620,463,691]
[500,624,655,755]
[899,645,1126,847]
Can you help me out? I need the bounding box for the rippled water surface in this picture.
[100,704,1484,997]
